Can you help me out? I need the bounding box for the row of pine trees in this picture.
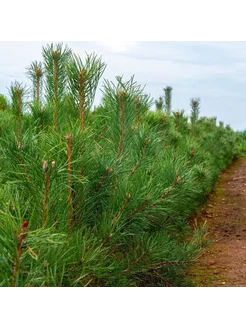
[0,43,240,287]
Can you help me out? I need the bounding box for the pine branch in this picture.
[112,193,131,225]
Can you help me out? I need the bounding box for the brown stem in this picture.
[173,175,181,187]
[153,270,172,287]
[121,253,145,274]
[100,233,113,249]
[188,150,195,162]
[130,194,151,217]
[66,134,73,231]
[12,221,28,287]
[95,167,113,192]
[111,193,131,226]
[41,107,44,130]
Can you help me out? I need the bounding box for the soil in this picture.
[189,157,246,287]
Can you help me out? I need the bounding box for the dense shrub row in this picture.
[0,44,240,287]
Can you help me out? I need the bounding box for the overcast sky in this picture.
[0,41,246,131]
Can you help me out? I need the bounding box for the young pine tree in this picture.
[190,97,201,136]
[66,52,106,130]
[26,61,43,106]
[155,97,164,112]
[9,81,28,146]
[42,43,72,131]
[164,86,173,115]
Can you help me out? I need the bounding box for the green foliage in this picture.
[0,43,241,287]
[0,94,8,111]
[237,130,246,155]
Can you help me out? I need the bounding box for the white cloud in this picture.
[97,41,137,53]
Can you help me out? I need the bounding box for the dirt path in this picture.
[189,157,246,287]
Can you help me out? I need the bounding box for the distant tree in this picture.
[164,86,173,115]
[190,97,201,136]
[155,97,164,111]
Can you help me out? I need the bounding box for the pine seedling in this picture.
[173,110,187,133]
[26,61,43,106]
[102,76,149,160]
[190,98,201,136]
[155,97,164,112]
[42,43,72,131]
[9,81,28,147]
[66,53,106,130]
[164,86,173,115]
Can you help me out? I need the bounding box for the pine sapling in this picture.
[9,81,27,147]
[190,98,201,136]
[42,43,72,132]
[26,61,43,106]
[164,86,173,115]
[155,97,164,112]
[66,53,106,130]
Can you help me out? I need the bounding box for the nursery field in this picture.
[0,43,244,287]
